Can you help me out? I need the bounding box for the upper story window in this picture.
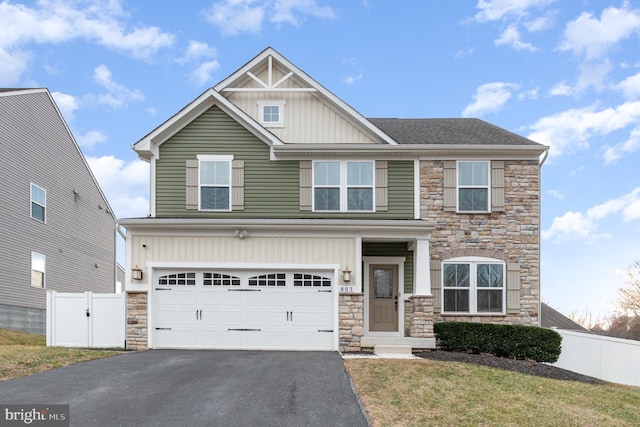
[30,183,46,222]
[198,155,232,211]
[313,161,374,212]
[31,252,46,289]
[458,161,489,212]
[257,100,285,127]
[442,257,505,314]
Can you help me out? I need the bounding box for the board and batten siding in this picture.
[155,105,415,219]
[0,90,116,314]
[363,242,414,294]
[130,234,355,286]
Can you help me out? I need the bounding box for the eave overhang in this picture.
[118,218,434,240]
[132,88,285,162]
[270,143,549,161]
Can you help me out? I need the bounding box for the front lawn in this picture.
[0,328,121,381]
[345,358,640,427]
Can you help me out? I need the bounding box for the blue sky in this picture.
[2,0,640,321]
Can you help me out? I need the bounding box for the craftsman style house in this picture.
[0,88,117,334]
[121,48,547,352]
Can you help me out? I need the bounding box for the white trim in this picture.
[197,155,233,212]
[354,237,363,294]
[414,159,420,219]
[413,239,431,296]
[149,158,156,217]
[456,160,491,213]
[363,257,405,337]
[441,257,506,315]
[311,160,375,213]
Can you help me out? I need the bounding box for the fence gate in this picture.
[46,291,125,348]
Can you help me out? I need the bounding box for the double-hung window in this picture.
[313,161,374,212]
[30,183,46,222]
[198,155,232,211]
[458,161,489,212]
[31,252,46,288]
[442,257,505,314]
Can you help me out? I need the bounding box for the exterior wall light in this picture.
[234,229,247,239]
[342,267,352,283]
[132,266,143,281]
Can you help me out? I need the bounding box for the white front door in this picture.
[152,270,334,350]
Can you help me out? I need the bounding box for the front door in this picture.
[368,264,398,332]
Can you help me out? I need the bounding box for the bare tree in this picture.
[618,261,640,316]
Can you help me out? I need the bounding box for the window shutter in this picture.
[506,263,521,314]
[185,159,198,210]
[300,160,312,211]
[231,160,244,211]
[430,260,441,312]
[491,161,505,212]
[443,161,456,212]
[375,160,388,212]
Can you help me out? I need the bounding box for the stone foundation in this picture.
[339,294,364,352]
[126,291,148,350]
[409,295,435,338]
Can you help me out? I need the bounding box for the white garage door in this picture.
[152,269,335,350]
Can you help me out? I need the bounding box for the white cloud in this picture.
[271,0,336,26]
[204,0,266,35]
[178,41,220,86]
[454,47,474,59]
[0,48,31,86]
[86,155,150,219]
[518,87,539,100]
[614,72,640,99]
[473,0,555,22]
[524,15,554,31]
[543,188,640,242]
[527,101,640,157]
[76,130,107,149]
[547,189,565,200]
[92,64,144,108]
[51,91,80,121]
[204,0,335,35]
[559,4,640,60]
[0,1,174,62]
[603,127,640,164]
[575,59,613,92]
[548,81,574,97]
[341,73,363,85]
[462,82,519,117]
[495,24,539,51]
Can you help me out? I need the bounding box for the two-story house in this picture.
[0,88,117,334]
[120,48,547,352]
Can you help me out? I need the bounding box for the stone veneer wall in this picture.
[339,294,364,351]
[421,159,540,326]
[127,292,148,350]
[409,296,435,337]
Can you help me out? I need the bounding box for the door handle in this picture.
[196,309,199,320]
[394,295,398,311]
[200,310,203,320]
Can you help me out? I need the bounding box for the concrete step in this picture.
[373,344,412,356]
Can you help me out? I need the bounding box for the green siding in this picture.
[363,242,414,294]
[156,106,414,218]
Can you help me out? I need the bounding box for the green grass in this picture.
[345,358,640,427]
[0,328,122,381]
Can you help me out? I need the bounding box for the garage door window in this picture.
[248,273,286,287]
[293,273,331,287]
[158,272,196,286]
[204,272,241,286]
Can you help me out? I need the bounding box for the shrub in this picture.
[434,322,562,363]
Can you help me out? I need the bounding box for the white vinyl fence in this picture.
[46,291,126,348]
[552,329,640,387]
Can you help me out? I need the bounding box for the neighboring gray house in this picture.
[0,88,116,334]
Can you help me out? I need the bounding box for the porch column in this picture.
[414,238,431,296]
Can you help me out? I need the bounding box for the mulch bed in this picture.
[414,350,604,385]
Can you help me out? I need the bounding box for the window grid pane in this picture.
[201,187,229,210]
[263,106,280,122]
[200,161,229,185]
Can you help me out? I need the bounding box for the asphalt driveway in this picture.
[0,350,368,426]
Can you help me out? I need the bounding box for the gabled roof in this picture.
[0,87,116,220]
[214,47,398,146]
[133,88,285,161]
[369,118,543,146]
[541,303,590,332]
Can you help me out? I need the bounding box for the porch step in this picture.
[373,345,412,356]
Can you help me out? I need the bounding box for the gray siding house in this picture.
[121,48,548,352]
[0,88,116,334]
